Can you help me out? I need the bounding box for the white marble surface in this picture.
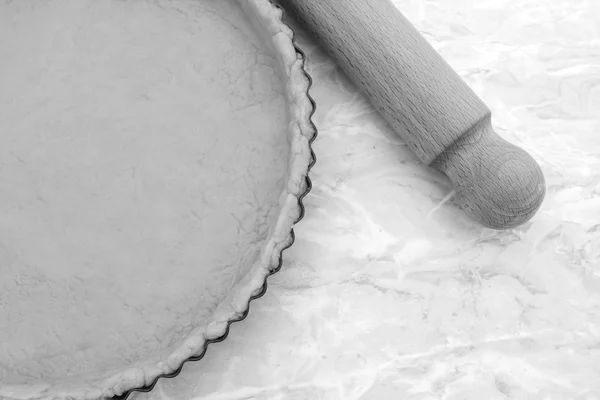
[131,0,600,399]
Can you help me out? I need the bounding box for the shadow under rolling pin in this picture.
[278,0,546,230]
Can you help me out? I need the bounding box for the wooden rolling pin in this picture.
[278,0,546,229]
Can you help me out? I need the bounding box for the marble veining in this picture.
[127,0,600,398]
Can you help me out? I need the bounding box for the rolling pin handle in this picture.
[431,116,545,229]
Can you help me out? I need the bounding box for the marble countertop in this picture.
[132,0,600,399]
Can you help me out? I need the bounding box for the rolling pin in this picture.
[278,0,546,229]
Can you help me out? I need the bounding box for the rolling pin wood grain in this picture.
[278,0,546,229]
